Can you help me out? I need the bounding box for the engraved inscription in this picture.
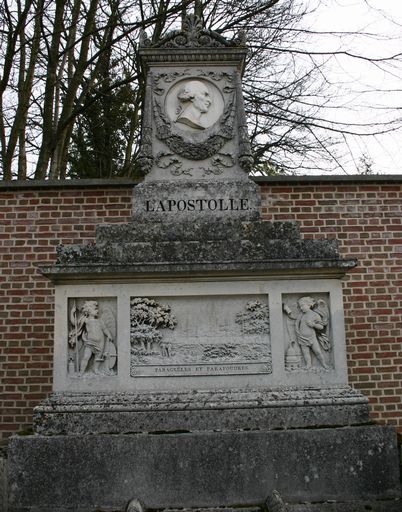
[283,294,332,372]
[145,198,250,212]
[68,298,117,377]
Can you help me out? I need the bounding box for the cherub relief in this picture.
[283,296,331,370]
[68,300,117,376]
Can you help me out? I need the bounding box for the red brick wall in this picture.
[260,180,402,430]
[0,184,133,440]
[0,178,401,439]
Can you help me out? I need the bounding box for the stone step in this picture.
[95,220,301,244]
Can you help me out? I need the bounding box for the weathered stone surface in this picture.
[161,504,402,512]
[96,219,301,244]
[287,500,402,511]
[33,387,370,435]
[132,180,260,221]
[8,426,400,511]
[54,228,346,266]
[55,238,343,266]
[161,501,402,512]
[0,454,7,512]
[41,259,357,284]
[6,501,402,512]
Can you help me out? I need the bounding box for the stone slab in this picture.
[5,502,402,512]
[287,501,402,511]
[40,258,357,283]
[132,180,261,222]
[95,220,302,244]
[7,426,400,511]
[55,238,343,266]
[162,502,402,512]
[33,387,370,435]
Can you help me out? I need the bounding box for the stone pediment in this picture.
[139,14,245,49]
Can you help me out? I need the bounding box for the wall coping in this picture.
[0,174,401,191]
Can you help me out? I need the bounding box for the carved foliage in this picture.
[150,68,237,161]
[137,126,153,174]
[235,300,270,335]
[153,92,236,160]
[130,297,177,355]
[155,151,235,177]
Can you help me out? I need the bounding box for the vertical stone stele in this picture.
[7,13,401,512]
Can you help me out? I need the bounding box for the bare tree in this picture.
[0,0,401,179]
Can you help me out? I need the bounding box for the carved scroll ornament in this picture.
[139,14,242,49]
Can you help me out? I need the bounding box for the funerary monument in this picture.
[7,15,401,512]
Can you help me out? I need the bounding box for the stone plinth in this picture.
[8,426,400,512]
[33,387,370,435]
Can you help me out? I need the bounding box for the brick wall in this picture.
[260,179,402,430]
[0,182,133,440]
[1,177,401,439]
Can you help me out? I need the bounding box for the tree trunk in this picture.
[48,0,99,178]
[3,0,43,180]
[34,0,67,179]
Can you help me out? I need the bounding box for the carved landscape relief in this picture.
[282,293,333,372]
[67,297,117,377]
[130,295,271,377]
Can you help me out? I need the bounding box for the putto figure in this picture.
[283,296,331,370]
[176,80,212,130]
[68,300,117,376]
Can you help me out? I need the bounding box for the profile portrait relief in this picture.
[164,77,225,133]
[175,80,212,130]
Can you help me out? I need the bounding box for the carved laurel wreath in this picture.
[153,92,236,161]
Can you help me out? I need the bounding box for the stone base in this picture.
[161,501,402,512]
[52,218,344,270]
[7,425,400,511]
[6,502,402,512]
[287,501,402,511]
[33,387,370,435]
[160,502,402,512]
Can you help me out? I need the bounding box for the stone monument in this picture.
[7,15,401,512]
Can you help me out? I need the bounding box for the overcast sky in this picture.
[304,0,402,174]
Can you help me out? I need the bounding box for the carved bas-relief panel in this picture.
[282,294,333,372]
[152,71,236,162]
[166,78,224,131]
[137,63,254,182]
[67,298,117,377]
[130,295,271,377]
